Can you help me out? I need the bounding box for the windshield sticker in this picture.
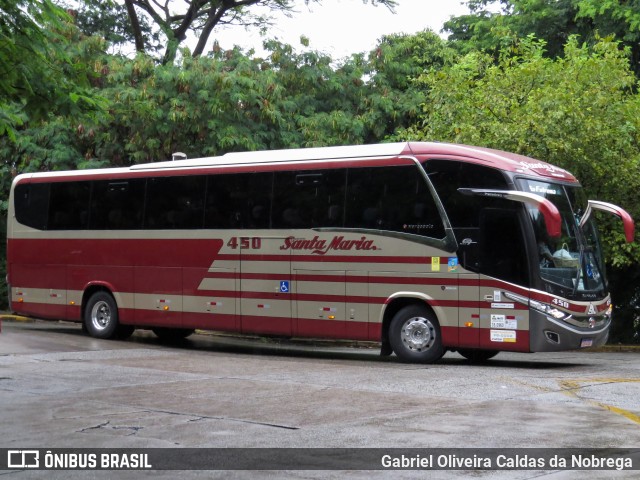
[431,257,441,272]
[528,184,560,196]
[447,257,458,273]
[490,330,517,343]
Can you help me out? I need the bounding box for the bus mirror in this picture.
[579,200,635,243]
[458,188,562,239]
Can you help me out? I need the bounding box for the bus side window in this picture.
[272,169,346,229]
[205,172,273,229]
[346,165,445,238]
[14,183,50,230]
[425,160,511,271]
[48,181,91,230]
[90,180,145,230]
[145,176,206,229]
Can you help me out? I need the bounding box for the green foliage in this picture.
[360,30,457,142]
[446,0,586,58]
[576,0,640,34]
[70,0,161,55]
[446,0,640,76]
[51,32,454,164]
[0,0,106,140]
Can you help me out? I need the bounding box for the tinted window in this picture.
[272,170,346,229]
[48,181,91,230]
[14,183,50,230]
[425,161,508,228]
[204,172,273,229]
[91,179,145,229]
[479,208,530,286]
[425,160,528,281]
[145,176,206,229]
[345,165,445,238]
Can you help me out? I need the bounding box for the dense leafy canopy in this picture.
[0,0,638,339]
[444,0,640,76]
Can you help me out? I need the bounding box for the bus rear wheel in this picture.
[389,305,444,364]
[84,291,131,339]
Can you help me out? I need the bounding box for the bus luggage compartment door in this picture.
[240,237,292,336]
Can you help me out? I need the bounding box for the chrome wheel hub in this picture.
[401,317,435,352]
[91,301,111,331]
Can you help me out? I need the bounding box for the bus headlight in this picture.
[504,292,571,321]
[530,299,570,320]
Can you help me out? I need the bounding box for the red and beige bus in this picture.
[6,142,635,363]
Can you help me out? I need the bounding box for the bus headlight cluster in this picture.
[529,299,569,320]
[504,292,571,321]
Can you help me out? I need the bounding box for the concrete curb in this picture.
[0,314,34,322]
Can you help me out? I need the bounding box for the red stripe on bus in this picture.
[10,238,223,268]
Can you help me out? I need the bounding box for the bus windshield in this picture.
[518,179,606,299]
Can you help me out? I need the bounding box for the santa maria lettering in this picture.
[279,235,377,255]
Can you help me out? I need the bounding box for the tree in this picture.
[70,0,161,55]
[445,0,640,76]
[575,0,640,76]
[115,0,397,65]
[358,30,457,142]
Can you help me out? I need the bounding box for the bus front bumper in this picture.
[529,310,610,352]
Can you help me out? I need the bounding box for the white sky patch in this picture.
[207,0,471,59]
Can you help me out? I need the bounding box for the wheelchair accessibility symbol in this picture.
[279,281,290,293]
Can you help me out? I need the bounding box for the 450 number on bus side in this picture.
[227,237,262,250]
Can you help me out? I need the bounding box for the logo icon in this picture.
[279,281,289,293]
[8,450,40,468]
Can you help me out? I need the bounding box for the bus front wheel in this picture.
[84,291,123,339]
[389,305,444,364]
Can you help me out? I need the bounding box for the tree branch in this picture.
[124,0,145,53]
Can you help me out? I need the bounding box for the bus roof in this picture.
[15,141,578,183]
[135,141,577,183]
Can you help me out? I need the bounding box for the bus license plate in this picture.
[581,338,593,348]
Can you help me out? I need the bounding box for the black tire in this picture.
[152,327,195,341]
[84,291,121,339]
[457,349,499,363]
[389,305,444,364]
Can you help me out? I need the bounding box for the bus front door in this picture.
[477,208,531,351]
